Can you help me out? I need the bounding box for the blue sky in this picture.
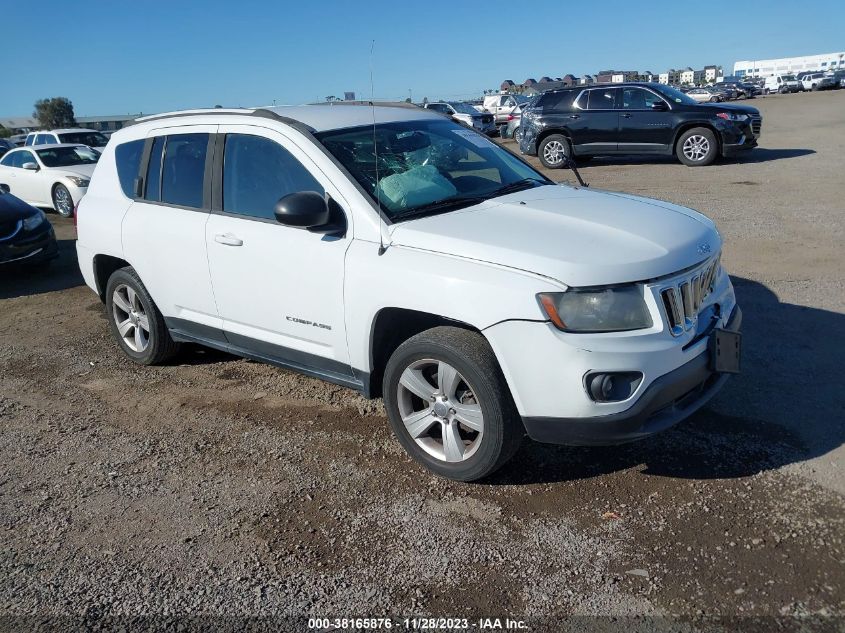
[3,0,841,116]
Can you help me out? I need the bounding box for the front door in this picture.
[616,87,674,154]
[205,126,354,383]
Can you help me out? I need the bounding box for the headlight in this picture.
[716,112,749,122]
[23,210,46,231]
[538,287,653,333]
[66,176,90,187]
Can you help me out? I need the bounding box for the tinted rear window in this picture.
[114,139,145,198]
[538,91,573,110]
[161,134,208,208]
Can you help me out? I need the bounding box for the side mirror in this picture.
[274,191,330,228]
[651,101,668,111]
[22,162,39,171]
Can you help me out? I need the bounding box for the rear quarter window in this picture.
[114,139,145,199]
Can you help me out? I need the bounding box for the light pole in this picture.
[408,88,412,103]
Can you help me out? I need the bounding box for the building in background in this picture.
[76,114,143,132]
[679,67,695,85]
[659,69,680,84]
[733,52,845,77]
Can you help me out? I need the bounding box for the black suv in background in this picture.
[519,83,762,167]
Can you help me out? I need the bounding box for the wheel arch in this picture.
[536,127,572,149]
[672,122,722,153]
[93,254,131,302]
[366,308,481,399]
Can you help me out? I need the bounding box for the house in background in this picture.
[679,67,695,85]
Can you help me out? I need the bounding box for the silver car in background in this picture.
[423,101,496,135]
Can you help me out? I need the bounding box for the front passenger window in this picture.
[223,134,324,221]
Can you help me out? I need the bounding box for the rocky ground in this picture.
[1,91,843,632]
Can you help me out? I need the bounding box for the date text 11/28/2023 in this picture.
[307,617,528,630]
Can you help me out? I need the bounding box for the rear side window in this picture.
[143,133,209,207]
[161,134,208,208]
[223,134,323,220]
[587,88,617,110]
[538,91,573,111]
[114,139,145,198]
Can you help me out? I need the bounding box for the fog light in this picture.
[586,372,643,402]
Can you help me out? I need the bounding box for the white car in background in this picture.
[0,144,98,217]
[799,72,825,91]
[25,128,110,151]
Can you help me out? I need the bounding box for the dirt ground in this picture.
[1,91,843,632]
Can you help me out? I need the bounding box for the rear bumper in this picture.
[521,305,741,446]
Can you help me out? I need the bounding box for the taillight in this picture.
[507,114,515,120]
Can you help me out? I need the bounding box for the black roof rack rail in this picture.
[127,108,316,133]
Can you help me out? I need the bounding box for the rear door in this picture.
[617,87,674,154]
[565,87,619,154]
[121,125,223,338]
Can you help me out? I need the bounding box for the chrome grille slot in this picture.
[750,116,762,137]
[660,255,721,336]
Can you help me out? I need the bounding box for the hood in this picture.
[694,102,759,116]
[51,164,97,179]
[389,185,720,287]
[0,191,40,222]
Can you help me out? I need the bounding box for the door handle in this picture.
[569,114,580,119]
[621,113,633,118]
[214,233,243,246]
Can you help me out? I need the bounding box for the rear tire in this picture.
[383,326,522,482]
[538,134,571,169]
[676,127,718,167]
[105,267,180,365]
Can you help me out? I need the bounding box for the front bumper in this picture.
[0,224,58,265]
[483,265,739,446]
[522,306,741,445]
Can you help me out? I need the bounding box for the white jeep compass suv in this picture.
[76,105,741,481]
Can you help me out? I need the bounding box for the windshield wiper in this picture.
[490,178,547,196]
[391,195,489,221]
[562,156,589,187]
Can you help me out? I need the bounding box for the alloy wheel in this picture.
[542,140,566,166]
[682,135,710,162]
[396,358,484,463]
[53,186,73,217]
[112,284,151,352]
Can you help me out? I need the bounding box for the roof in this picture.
[34,128,98,134]
[137,105,441,132]
[7,143,87,152]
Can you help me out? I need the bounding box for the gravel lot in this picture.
[1,91,843,632]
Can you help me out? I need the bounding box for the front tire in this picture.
[105,267,179,365]
[52,184,74,217]
[676,127,718,166]
[538,134,571,169]
[513,126,523,144]
[383,326,522,481]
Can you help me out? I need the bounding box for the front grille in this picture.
[750,116,762,137]
[0,219,22,241]
[660,255,720,336]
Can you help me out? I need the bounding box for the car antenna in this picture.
[370,39,389,256]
